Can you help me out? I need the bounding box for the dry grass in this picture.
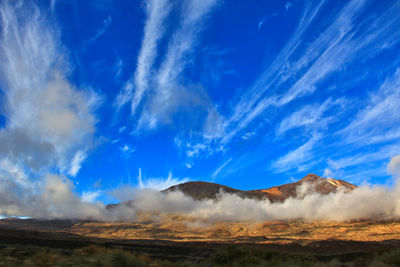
[3,243,400,266]
[66,214,400,244]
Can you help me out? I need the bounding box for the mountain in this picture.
[163,181,267,201]
[164,174,357,202]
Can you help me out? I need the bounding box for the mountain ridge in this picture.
[164,174,357,202]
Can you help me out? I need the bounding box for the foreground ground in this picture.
[3,214,400,243]
[2,216,400,266]
[3,242,400,266]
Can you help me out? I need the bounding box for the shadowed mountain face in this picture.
[164,174,357,202]
[163,181,267,201]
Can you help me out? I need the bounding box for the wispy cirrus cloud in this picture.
[137,0,219,131]
[273,66,400,180]
[276,98,345,136]
[175,1,330,160]
[137,169,189,191]
[316,68,400,182]
[110,0,400,185]
[182,0,400,178]
[218,1,328,141]
[115,0,172,113]
[327,145,400,173]
[271,134,321,173]
[211,157,232,178]
[340,69,400,145]
[215,0,400,147]
[84,16,112,45]
[115,0,219,133]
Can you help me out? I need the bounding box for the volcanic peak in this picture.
[164,174,357,202]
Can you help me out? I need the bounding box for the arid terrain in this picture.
[3,217,400,265]
[2,215,400,246]
[2,174,400,266]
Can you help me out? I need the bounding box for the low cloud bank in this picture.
[1,158,400,222]
[121,178,400,222]
[0,174,137,221]
[97,157,400,222]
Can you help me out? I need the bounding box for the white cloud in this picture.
[211,157,232,178]
[186,143,207,158]
[114,0,223,161]
[209,0,400,149]
[119,144,135,159]
[215,1,327,145]
[50,0,58,12]
[276,98,342,136]
[185,163,193,169]
[156,0,218,90]
[126,0,218,132]
[340,69,400,145]
[176,135,225,160]
[69,150,87,177]
[113,56,124,79]
[107,176,400,222]
[285,1,293,11]
[241,131,255,140]
[137,169,189,191]
[6,172,400,222]
[0,1,106,220]
[118,126,126,133]
[114,0,221,142]
[0,159,30,187]
[388,155,400,177]
[0,174,106,220]
[120,144,134,152]
[0,1,99,176]
[84,16,112,44]
[272,135,320,172]
[328,145,400,171]
[115,0,172,112]
[257,20,264,29]
[323,168,334,178]
[81,190,101,203]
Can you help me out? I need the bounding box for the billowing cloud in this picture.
[0,1,102,219]
[0,174,137,221]
[0,1,99,176]
[388,155,400,177]
[101,158,400,223]
[107,177,400,222]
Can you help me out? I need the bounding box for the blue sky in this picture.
[1,0,400,204]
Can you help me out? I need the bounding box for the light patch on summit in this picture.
[326,178,341,187]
